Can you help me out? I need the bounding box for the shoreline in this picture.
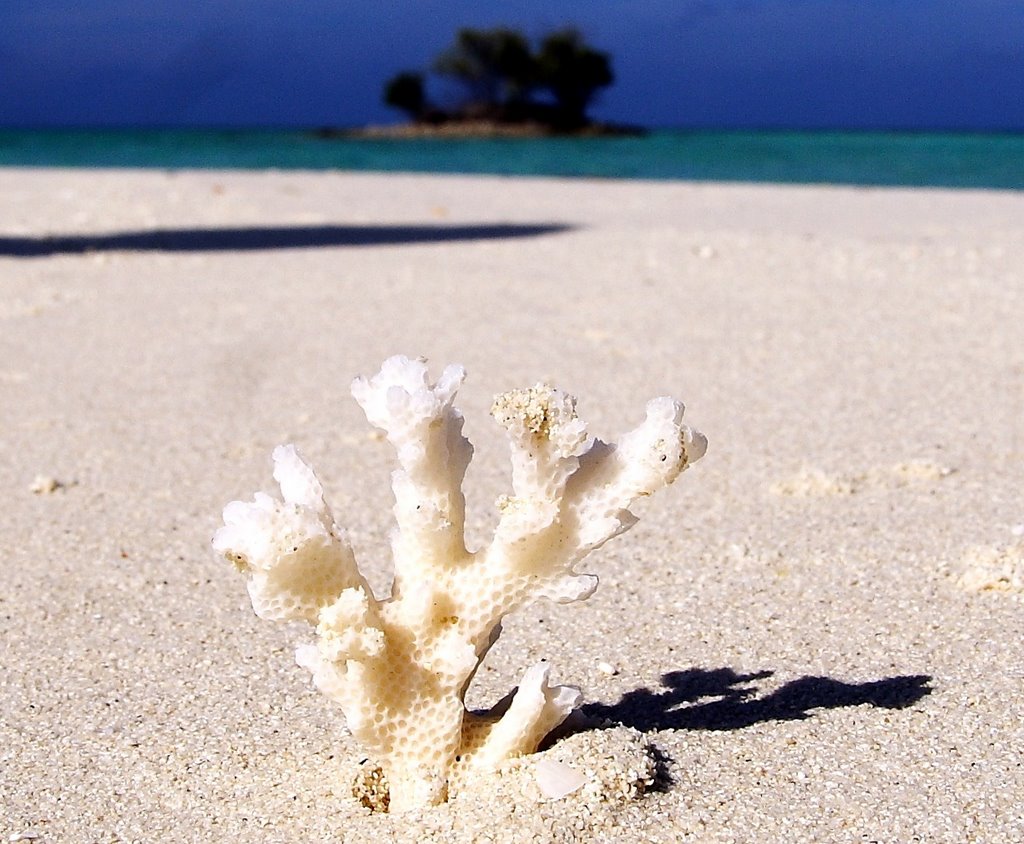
[326,119,647,140]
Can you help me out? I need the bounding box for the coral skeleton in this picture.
[213,356,706,812]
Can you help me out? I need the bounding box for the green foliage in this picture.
[536,29,614,128]
[383,71,426,119]
[381,25,615,129]
[434,28,536,111]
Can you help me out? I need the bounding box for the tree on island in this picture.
[381,25,617,132]
[433,27,536,118]
[383,72,427,121]
[536,29,614,129]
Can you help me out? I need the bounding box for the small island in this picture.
[335,26,644,139]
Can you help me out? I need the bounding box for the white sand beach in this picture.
[1,169,1022,842]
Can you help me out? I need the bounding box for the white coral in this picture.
[214,355,705,812]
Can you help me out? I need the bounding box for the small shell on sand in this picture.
[534,758,588,800]
[29,475,63,494]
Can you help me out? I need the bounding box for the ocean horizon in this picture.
[2,128,1023,190]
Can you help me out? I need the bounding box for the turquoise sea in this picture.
[1,129,1023,190]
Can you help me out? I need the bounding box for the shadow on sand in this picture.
[569,667,931,791]
[583,667,932,733]
[0,222,574,257]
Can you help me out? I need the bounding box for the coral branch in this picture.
[215,356,705,812]
[484,388,707,616]
[461,663,582,771]
[565,396,707,554]
[490,384,590,545]
[350,357,474,590]
[213,444,370,623]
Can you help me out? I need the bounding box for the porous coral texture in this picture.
[214,356,705,812]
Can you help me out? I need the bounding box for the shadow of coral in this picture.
[583,667,932,732]
[0,222,574,257]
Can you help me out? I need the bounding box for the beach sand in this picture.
[1,169,1022,842]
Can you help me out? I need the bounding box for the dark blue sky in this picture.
[2,1,1022,130]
